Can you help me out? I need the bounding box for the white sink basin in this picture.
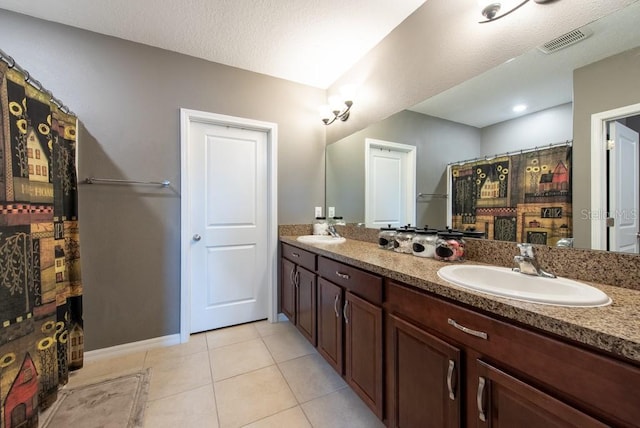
[296,235,346,245]
[437,265,611,307]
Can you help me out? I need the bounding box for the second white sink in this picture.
[297,235,346,244]
[437,265,611,307]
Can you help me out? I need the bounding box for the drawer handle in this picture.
[333,294,340,318]
[446,360,456,400]
[343,300,349,324]
[477,376,487,422]
[448,318,488,340]
[291,252,300,258]
[335,271,350,280]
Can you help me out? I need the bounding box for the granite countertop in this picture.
[281,236,640,364]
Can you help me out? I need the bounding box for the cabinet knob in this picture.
[192,234,202,242]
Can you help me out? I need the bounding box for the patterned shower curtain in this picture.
[450,145,572,245]
[0,61,83,428]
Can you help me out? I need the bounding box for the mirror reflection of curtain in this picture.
[451,145,572,245]
[0,60,83,427]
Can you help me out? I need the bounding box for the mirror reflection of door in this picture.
[364,139,416,229]
[608,118,640,253]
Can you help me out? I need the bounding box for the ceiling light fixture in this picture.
[513,104,527,112]
[478,0,552,23]
[320,84,356,125]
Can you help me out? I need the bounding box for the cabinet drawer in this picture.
[318,257,382,305]
[282,243,316,271]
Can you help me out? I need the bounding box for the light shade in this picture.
[320,84,356,125]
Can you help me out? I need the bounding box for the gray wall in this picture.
[573,46,640,248]
[326,0,634,144]
[0,10,326,350]
[326,110,480,227]
[481,103,573,156]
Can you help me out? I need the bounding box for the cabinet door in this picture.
[281,258,296,323]
[317,277,343,374]
[387,314,461,428]
[296,266,317,346]
[345,291,383,419]
[475,360,607,428]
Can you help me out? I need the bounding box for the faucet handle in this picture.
[517,243,535,258]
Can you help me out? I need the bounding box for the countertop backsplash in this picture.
[279,224,640,291]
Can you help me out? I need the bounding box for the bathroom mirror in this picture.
[325,1,640,252]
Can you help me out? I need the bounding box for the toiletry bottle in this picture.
[434,230,465,261]
[412,228,438,258]
[378,224,397,250]
[394,225,416,254]
[332,216,346,226]
[313,217,328,235]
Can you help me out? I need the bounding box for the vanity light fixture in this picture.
[320,84,356,125]
[478,0,552,23]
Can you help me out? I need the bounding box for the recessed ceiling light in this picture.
[513,104,527,113]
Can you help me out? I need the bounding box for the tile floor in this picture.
[67,318,385,428]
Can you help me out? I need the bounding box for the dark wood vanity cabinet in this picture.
[385,279,640,428]
[317,277,343,373]
[280,243,317,345]
[386,313,461,428]
[344,291,383,418]
[475,360,607,428]
[295,266,316,345]
[280,257,296,322]
[280,241,640,427]
[317,256,384,419]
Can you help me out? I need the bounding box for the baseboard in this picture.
[84,334,181,362]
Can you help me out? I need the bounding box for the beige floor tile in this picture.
[145,332,208,366]
[68,351,147,387]
[144,384,219,428]
[254,319,297,337]
[262,330,316,363]
[242,406,311,428]
[209,338,274,381]
[278,353,347,403]
[301,387,385,428]
[206,323,261,349]
[146,350,212,401]
[215,365,297,428]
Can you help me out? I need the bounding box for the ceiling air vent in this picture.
[538,28,593,54]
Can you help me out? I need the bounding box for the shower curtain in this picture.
[0,61,83,428]
[450,145,572,245]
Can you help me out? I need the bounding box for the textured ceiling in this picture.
[410,1,640,128]
[0,0,426,88]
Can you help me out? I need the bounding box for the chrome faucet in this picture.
[327,225,342,238]
[513,243,556,278]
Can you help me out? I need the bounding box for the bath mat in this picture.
[40,369,150,428]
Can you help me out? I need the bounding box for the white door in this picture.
[365,139,416,229]
[188,120,269,333]
[609,121,639,253]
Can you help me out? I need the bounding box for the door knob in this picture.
[193,234,202,242]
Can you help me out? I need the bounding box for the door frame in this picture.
[179,108,278,343]
[590,102,640,250]
[364,138,417,228]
